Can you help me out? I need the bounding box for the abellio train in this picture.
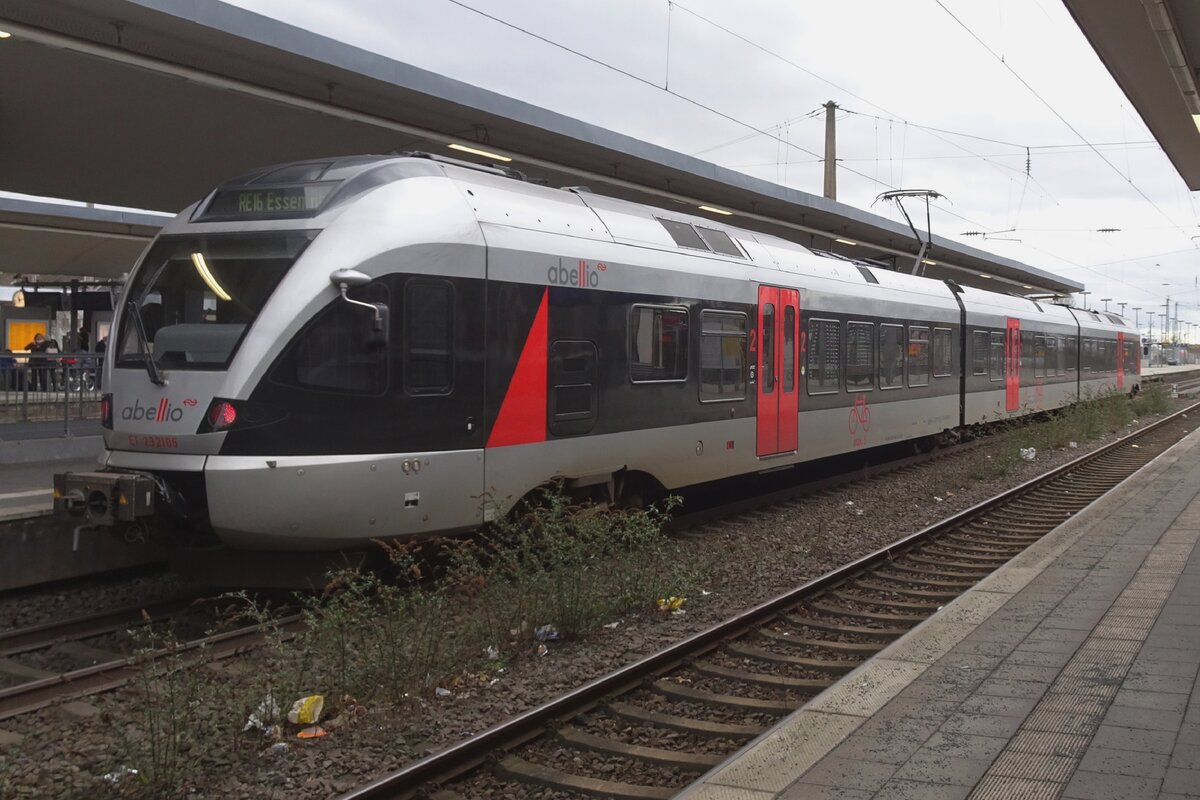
[54,154,1140,551]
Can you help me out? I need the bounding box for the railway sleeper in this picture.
[945,534,1038,549]
[785,612,909,638]
[872,567,977,587]
[725,642,861,673]
[555,726,722,771]
[921,545,1017,564]
[851,580,960,600]
[607,700,765,739]
[808,600,930,625]
[927,540,1023,556]
[652,679,797,713]
[755,628,886,654]
[832,590,944,611]
[903,553,999,572]
[949,528,1042,542]
[495,755,674,800]
[691,659,834,690]
[979,512,1074,527]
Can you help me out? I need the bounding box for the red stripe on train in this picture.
[486,289,549,448]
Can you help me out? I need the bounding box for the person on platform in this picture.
[25,333,48,391]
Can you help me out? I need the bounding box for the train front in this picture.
[53,156,488,552]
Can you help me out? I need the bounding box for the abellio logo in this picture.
[121,397,185,424]
[547,259,606,288]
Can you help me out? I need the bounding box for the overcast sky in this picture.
[225,0,1199,337]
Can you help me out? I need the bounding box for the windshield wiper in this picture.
[126,300,165,386]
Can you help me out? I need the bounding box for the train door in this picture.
[1116,332,1125,390]
[1005,318,1020,412]
[756,285,799,457]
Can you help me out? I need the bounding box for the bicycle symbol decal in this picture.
[849,394,871,448]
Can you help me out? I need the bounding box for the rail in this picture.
[0,353,103,436]
[337,400,1200,799]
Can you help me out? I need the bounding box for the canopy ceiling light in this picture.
[447,143,512,162]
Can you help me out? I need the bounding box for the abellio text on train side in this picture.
[547,259,607,288]
[121,397,197,424]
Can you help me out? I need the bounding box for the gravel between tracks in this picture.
[0,403,1189,799]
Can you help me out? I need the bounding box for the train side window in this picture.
[933,327,953,377]
[404,279,454,395]
[972,331,988,375]
[1034,335,1046,379]
[1065,336,1077,372]
[783,306,796,392]
[548,340,598,436]
[1084,339,1094,372]
[807,319,841,395]
[699,310,747,402]
[629,305,688,383]
[989,331,1005,382]
[880,324,904,389]
[846,322,875,391]
[281,282,389,395]
[908,326,930,387]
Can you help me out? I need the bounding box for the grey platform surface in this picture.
[0,455,98,519]
[681,428,1200,800]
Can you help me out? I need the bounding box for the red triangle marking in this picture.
[487,289,548,448]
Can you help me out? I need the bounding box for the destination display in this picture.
[199,182,336,220]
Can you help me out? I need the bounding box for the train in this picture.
[53,153,1141,552]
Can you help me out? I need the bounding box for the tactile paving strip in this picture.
[966,530,1197,799]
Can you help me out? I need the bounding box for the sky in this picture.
[215,1,1198,339]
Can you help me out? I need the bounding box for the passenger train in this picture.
[54,153,1141,551]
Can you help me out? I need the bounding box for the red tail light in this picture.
[207,401,237,431]
[100,394,113,429]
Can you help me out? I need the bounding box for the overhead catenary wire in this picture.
[440,0,898,191]
[932,0,1198,243]
[442,0,1188,305]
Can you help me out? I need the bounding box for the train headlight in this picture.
[100,394,113,429]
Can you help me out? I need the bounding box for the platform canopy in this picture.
[0,198,165,280]
[1064,0,1200,191]
[0,0,1083,294]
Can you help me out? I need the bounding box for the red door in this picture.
[1117,332,1125,390]
[757,286,799,456]
[1005,318,1021,412]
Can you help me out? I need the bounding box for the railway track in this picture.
[0,593,301,721]
[339,402,1200,800]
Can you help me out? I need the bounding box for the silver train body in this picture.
[55,154,1141,550]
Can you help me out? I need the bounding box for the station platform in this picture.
[682,428,1200,799]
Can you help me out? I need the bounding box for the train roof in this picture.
[179,155,1130,326]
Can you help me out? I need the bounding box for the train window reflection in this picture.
[405,280,454,395]
[933,327,953,378]
[806,319,841,395]
[908,326,930,387]
[972,331,988,375]
[989,332,1005,381]
[699,310,746,402]
[879,324,904,389]
[846,322,875,391]
[117,233,312,371]
[280,281,389,395]
[630,305,689,383]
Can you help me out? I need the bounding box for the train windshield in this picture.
[116,232,315,371]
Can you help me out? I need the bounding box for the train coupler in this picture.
[53,471,157,527]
